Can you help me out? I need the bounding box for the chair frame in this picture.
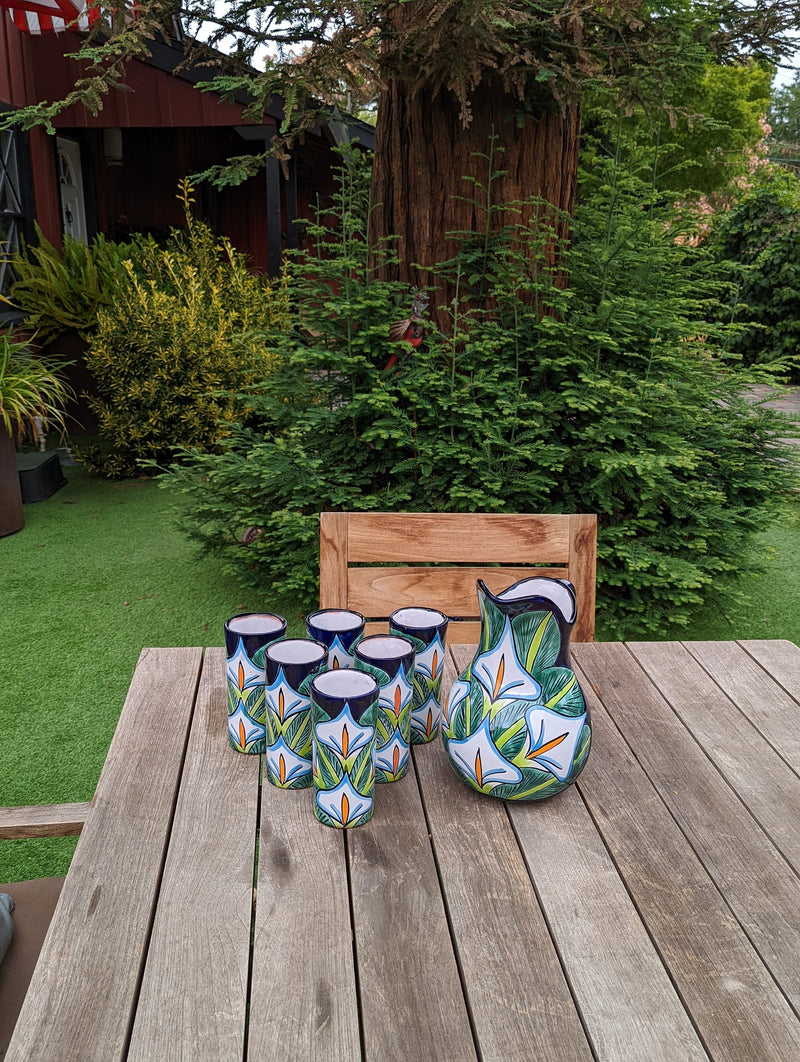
[0,803,90,841]
[319,512,597,643]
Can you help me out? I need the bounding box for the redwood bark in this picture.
[369,78,581,328]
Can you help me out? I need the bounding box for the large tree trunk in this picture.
[369,78,581,328]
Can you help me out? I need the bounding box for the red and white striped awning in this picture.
[3,0,98,33]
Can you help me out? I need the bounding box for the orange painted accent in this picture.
[279,754,286,784]
[528,732,569,761]
[432,650,438,677]
[475,748,483,788]
[492,656,506,700]
[239,720,246,749]
[341,792,350,824]
[333,657,340,669]
[238,662,245,692]
[393,745,400,775]
[342,725,349,759]
[279,688,285,721]
[394,685,402,718]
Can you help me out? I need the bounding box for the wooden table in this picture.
[7,639,800,1062]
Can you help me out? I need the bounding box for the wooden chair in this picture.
[0,802,90,1055]
[319,512,597,643]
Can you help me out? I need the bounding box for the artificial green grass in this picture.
[0,457,303,883]
[1,454,798,882]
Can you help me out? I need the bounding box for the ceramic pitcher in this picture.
[442,576,591,801]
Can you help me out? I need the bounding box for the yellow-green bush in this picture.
[82,185,288,478]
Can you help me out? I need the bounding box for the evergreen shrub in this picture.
[163,146,798,637]
[709,166,800,380]
[81,183,288,478]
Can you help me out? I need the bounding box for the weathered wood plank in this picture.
[349,757,477,1062]
[0,801,91,840]
[630,640,800,871]
[248,781,361,1061]
[740,639,800,704]
[364,619,482,643]
[568,514,597,643]
[127,648,260,1062]
[6,647,204,1062]
[573,641,800,1056]
[411,645,593,1062]
[319,511,349,609]
[508,788,708,1061]
[684,640,800,769]
[346,566,565,619]
[343,512,573,563]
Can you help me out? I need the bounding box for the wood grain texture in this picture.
[248,785,361,1062]
[346,566,566,618]
[319,511,349,609]
[508,789,707,1062]
[684,640,800,769]
[568,514,597,642]
[740,639,800,703]
[6,647,204,1062]
[318,511,596,642]
[127,649,260,1062]
[629,640,800,874]
[416,647,593,1062]
[364,619,483,642]
[573,641,800,1058]
[348,759,478,1062]
[343,512,573,563]
[0,801,90,839]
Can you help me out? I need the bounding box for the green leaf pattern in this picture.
[443,597,591,801]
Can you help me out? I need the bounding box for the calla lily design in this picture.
[266,669,308,724]
[379,674,413,719]
[411,693,442,741]
[315,775,373,828]
[473,617,543,704]
[443,677,471,730]
[226,638,264,693]
[415,632,445,684]
[265,736,311,787]
[445,716,524,791]
[326,635,354,670]
[315,706,373,765]
[229,703,264,753]
[521,705,587,781]
[375,734,409,780]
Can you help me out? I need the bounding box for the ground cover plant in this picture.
[162,142,800,638]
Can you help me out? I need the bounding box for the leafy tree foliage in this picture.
[162,146,798,637]
[768,71,800,144]
[708,164,800,378]
[586,61,772,199]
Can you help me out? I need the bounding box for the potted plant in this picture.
[0,329,72,537]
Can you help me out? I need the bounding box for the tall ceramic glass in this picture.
[310,669,380,828]
[389,607,449,744]
[353,634,415,783]
[224,612,287,753]
[264,638,328,789]
[305,609,365,669]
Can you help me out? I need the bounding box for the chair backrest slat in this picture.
[320,512,597,643]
